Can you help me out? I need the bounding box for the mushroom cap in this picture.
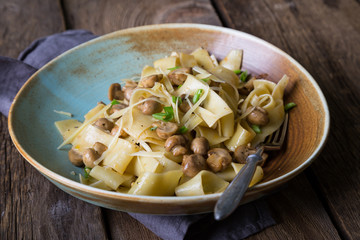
[164,135,186,152]
[93,142,108,155]
[108,83,124,101]
[247,107,269,126]
[138,99,163,115]
[68,148,84,167]
[82,148,100,168]
[152,121,178,139]
[190,137,209,155]
[182,154,207,177]
[93,118,114,131]
[206,148,232,172]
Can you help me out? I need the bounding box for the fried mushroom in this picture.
[247,107,269,126]
[108,83,124,101]
[190,137,209,155]
[234,145,268,165]
[181,154,207,177]
[165,135,188,156]
[168,67,192,85]
[68,148,84,167]
[82,148,100,168]
[206,148,232,172]
[93,118,114,132]
[152,121,178,139]
[139,74,162,88]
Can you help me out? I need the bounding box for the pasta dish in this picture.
[55,48,290,196]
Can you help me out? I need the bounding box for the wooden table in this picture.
[1,0,359,239]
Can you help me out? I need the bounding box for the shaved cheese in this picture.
[54,110,73,117]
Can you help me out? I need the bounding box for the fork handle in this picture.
[214,153,262,221]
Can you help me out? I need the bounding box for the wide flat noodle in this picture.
[128,170,183,196]
[175,170,229,196]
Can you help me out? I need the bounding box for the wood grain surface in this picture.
[1,0,359,239]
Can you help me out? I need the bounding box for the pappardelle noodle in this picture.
[55,48,290,196]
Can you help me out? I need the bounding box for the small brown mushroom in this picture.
[190,137,209,155]
[108,83,124,101]
[234,145,268,165]
[168,67,192,85]
[123,80,138,101]
[238,77,255,95]
[93,142,108,155]
[68,148,84,167]
[110,125,129,138]
[93,118,114,131]
[206,148,232,172]
[82,148,100,168]
[179,95,191,113]
[108,102,128,115]
[247,107,269,126]
[139,74,162,88]
[152,121,178,139]
[138,98,163,115]
[181,154,207,177]
[165,135,188,156]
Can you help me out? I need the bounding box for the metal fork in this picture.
[214,112,289,221]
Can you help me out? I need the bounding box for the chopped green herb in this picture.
[84,167,92,178]
[251,124,261,134]
[111,99,120,106]
[233,69,241,74]
[284,102,297,112]
[178,84,182,89]
[167,66,180,71]
[192,89,204,104]
[172,96,182,105]
[201,77,210,82]
[150,126,158,131]
[179,126,188,134]
[240,70,248,82]
[152,106,174,122]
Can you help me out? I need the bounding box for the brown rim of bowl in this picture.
[8,23,330,204]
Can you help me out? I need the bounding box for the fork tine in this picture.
[263,112,289,150]
[277,112,289,146]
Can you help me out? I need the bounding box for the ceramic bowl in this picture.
[8,24,330,214]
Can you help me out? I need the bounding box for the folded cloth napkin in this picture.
[0,30,276,240]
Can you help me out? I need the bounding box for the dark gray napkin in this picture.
[0,30,276,240]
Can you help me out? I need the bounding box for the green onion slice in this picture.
[172,96,182,105]
[192,89,204,104]
[150,126,157,131]
[179,126,188,134]
[84,167,92,178]
[251,124,261,134]
[152,106,174,122]
[167,66,180,71]
[284,102,297,112]
[111,99,120,106]
[201,77,210,82]
[240,70,248,82]
[233,69,241,74]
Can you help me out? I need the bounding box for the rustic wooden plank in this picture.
[0,0,65,58]
[214,0,360,239]
[103,209,161,240]
[61,0,221,35]
[248,173,341,239]
[0,1,109,239]
[0,114,108,239]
